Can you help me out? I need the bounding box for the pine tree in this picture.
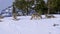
[47,0,57,14]
[56,0,60,12]
[14,0,34,15]
[14,0,46,15]
[34,0,46,14]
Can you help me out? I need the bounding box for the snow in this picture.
[0,15,60,34]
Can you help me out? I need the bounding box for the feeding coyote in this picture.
[45,14,55,18]
[31,13,42,20]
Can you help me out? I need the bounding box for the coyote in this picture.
[31,13,42,20]
[45,14,55,18]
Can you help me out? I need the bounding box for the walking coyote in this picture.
[31,13,42,20]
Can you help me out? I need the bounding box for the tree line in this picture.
[12,0,60,15]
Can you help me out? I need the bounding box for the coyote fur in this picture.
[31,13,42,20]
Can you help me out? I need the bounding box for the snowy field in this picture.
[0,15,60,34]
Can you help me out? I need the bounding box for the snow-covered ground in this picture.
[0,15,60,34]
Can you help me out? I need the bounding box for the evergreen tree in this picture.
[14,0,46,15]
[56,0,60,12]
[32,0,46,15]
[14,0,34,15]
[47,0,60,14]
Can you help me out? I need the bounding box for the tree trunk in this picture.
[12,3,17,20]
[48,7,50,14]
